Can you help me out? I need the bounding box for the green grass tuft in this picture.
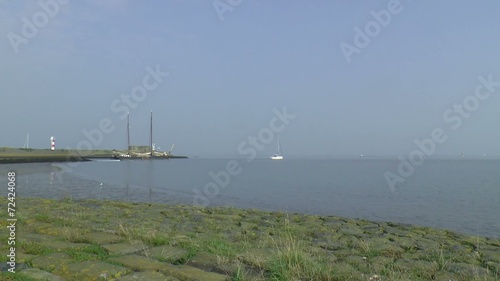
[19,241,51,255]
[0,273,39,281]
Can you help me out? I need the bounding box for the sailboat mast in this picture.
[278,135,281,154]
[127,113,131,156]
[24,133,30,149]
[150,111,153,157]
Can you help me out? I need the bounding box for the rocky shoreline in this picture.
[0,198,498,280]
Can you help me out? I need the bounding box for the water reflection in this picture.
[124,160,130,196]
[1,159,499,238]
[49,171,54,186]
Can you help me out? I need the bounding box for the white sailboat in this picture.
[270,136,284,160]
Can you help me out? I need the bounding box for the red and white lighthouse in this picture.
[50,136,55,151]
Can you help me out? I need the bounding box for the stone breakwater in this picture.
[0,198,498,281]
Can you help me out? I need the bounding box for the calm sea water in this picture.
[1,158,499,238]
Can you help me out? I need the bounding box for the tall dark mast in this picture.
[127,112,131,156]
[150,111,154,157]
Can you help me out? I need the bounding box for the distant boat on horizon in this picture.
[270,136,284,160]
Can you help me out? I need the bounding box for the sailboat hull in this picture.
[113,155,187,160]
[270,155,283,160]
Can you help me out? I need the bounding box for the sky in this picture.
[1,0,500,158]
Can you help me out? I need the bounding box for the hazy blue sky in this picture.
[2,0,500,158]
